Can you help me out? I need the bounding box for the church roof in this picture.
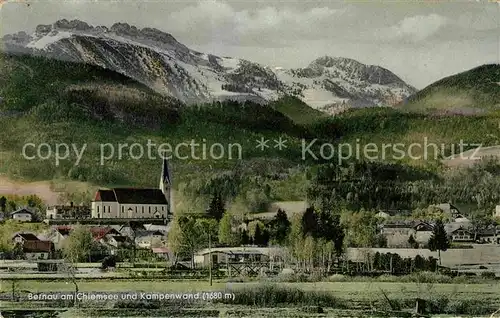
[161,157,171,186]
[95,190,116,202]
[114,188,167,204]
[94,188,167,205]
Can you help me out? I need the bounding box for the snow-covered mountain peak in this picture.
[2,20,417,114]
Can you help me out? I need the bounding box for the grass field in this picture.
[2,279,499,299]
[1,280,499,317]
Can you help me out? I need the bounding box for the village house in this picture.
[431,203,461,218]
[12,232,39,244]
[375,209,411,219]
[46,202,91,220]
[135,230,165,249]
[445,223,474,242]
[143,224,170,234]
[151,247,170,260]
[12,233,54,260]
[380,221,415,247]
[90,227,121,242]
[103,234,132,248]
[412,221,434,246]
[91,158,173,219]
[11,208,33,222]
[478,226,499,244]
[118,222,146,239]
[46,226,72,250]
[194,247,270,267]
[22,241,54,260]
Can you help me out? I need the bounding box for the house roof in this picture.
[94,188,168,205]
[49,205,90,211]
[143,224,170,232]
[195,246,282,256]
[58,229,71,236]
[11,208,33,216]
[111,235,128,242]
[479,228,498,236]
[383,221,414,229]
[445,222,472,234]
[118,223,146,234]
[446,224,472,234]
[135,230,164,238]
[22,240,53,253]
[90,227,119,240]
[94,190,116,202]
[12,233,39,241]
[413,222,434,231]
[53,226,73,235]
[152,247,169,254]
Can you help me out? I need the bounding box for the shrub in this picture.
[480,271,496,279]
[410,271,451,284]
[113,300,160,309]
[218,284,345,308]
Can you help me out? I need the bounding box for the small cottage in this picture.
[22,240,54,260]
[11,208,33,222]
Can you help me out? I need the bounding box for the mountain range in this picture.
[2,19,417,114]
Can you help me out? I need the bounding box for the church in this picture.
[91,158,173,219]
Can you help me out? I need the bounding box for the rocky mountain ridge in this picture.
[2,19,417,113]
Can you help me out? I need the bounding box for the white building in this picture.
[91,158,173,219]
[11,208,33,222]
[135,230,165,248]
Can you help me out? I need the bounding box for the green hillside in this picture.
[270,95,328,125]
[0,53,311,211]
[402,64,500,113]
[1,53,500,214]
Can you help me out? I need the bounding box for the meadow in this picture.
[1,279,499,317]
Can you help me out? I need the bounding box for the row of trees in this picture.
[0,194,44,214]
[308,159,500,214]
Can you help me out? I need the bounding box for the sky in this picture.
[1,0,499,88]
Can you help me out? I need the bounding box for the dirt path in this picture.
[0,175,60,205]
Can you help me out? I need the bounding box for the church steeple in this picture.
[159,154,173,217]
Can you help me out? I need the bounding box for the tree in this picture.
[408,234,418,249]
[470,213,494,241]
[341,209,379,247]
[8,201,17,212]
[207,192,225,221]
[288,213,305,265]
[254,224,270,246]
[196,218,219,248]
[167,215,212,268]
[248,220,264,245]
[428,220,450,266]
[63,225,93,263]
[0,196,6,212]
[317,209,344,256]
[269,209,290,245]
[218,212,241,246]
[301,206,318,238]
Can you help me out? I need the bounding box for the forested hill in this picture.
[1,52,500,216]
[402,64,500,114]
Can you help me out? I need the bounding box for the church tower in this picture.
[160,155,173,217]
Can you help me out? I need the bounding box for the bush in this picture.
[480,271,496,279]
[327,274,348,282]
[218,284,345,308]
[410,271,451,284]
[113,300,160,309]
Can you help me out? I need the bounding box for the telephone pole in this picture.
[208,231,212,286]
